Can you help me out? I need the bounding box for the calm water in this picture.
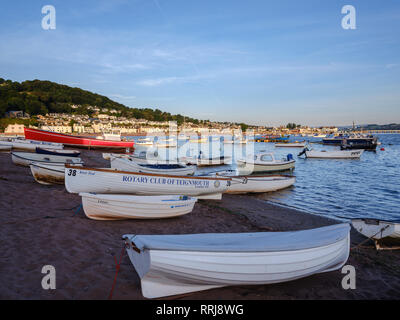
[131,134,400,222]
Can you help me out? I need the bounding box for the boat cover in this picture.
[123,223,350,252]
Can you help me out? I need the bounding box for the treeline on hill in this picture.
[0,78,202,125]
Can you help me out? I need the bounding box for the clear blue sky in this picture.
[0,0,399,126]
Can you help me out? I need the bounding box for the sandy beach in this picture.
[0,149,399,300]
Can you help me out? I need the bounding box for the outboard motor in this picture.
[287,153,294,161]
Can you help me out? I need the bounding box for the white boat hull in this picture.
[30,162,82,185]
[123,224,350,298]
[110,157,195,176]
[80,193,197,220]
[226,175,296,194]
[352,219,400,240]
[11,152,83,167]
[237,160,295,173]
[10,139,63,151]
[275,143,306,148]
[65,166,230,199]
[306,150,364,159]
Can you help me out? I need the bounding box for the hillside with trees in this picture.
[0,78,202,125]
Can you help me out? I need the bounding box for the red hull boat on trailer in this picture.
[24,128,134,150]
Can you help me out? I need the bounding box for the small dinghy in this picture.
[123,223,350,298]
[30,162,83,185]
[0,144,12,151]
[110,156,195,176]
[237,152,295,173]
[10,139,64,151]
[36,147,80,157]
[227,175,295,194]
[65,165,231,200]
[275,142,307,148]
[80,193,197,220]
[352,219,400,250]
[180,155,232,166]
[298,147,363,159]
[11,151,83,167]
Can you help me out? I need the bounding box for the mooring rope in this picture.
[108,246,125,300]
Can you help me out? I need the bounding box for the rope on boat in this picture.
[108,246,125,300]
[350,225,390,251]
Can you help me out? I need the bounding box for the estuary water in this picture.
[131,134,400,222]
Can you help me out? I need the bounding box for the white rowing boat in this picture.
[0,144,12,151]
[300,148,364,159]
[10,139,63,151]
[80,193,197,220]
[226,175,296,194]
[110,156,195,176]
[11,152,83,167]
[30,162,83,185]
[180,155,232,167]
[237,152,295,173]
[65,165,231,200]
[123,223,350,298]
[352,219,400,240]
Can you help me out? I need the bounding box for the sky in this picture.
[0,0,399,127]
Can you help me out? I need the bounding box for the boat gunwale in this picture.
[65,164,232,180]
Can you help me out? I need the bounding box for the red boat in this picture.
[24,127,134,150]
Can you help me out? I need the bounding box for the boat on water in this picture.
[64,165,231,200]
[237,152,295,173]
[207,171,296,194]
[7,138,63,151]
[110,156,195,176]
[11,152,83,167]
[341,136,378,150]
[298,147,364,159]
[322,134,347,145]
[351,219,400,249]
[136,137,154,146]
[30,162,83,185]
[80,193,197,220]
[24,127,134,150]
[36,147,81,157]
[275,142,307,148]
[123,223,350,298]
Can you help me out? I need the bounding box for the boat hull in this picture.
[237,160,295,173]
[275,143,306,148]
[352,219,400,240]
[123,224,350,298]
[30,162,81,185]
[226,175,296,194]
[110,157,195,176]
[10,139,63,151]
[24,127,134,150]
[12,152,83,167]
[80,193,197,220]
[65,166,230,199]
[305,150,363,159]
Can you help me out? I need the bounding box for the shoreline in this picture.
[0,149,399,300]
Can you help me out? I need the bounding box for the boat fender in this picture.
[380,148,385,151]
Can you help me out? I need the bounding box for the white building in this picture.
[5,124,25,134]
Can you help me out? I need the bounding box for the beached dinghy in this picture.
[298,147,364,159]
[65,165,231,200]
[110,156,195,176]
[180,155,232,166]
[30,162,83,185]
[80,193,197,220]
[123,223,350,298]
[36,147,80,157]
[351,219,400,249]
[237,152,295,173]
[226,175,296,194]
[10,139,63,151]
[12,152,83,167]
[0,144,12,151]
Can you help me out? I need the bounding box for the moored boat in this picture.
[24,127,134,150]
[123,223,350,298]
[341,136,378,150]
[10,138,63,151]
[298,148,364,159]
[110,156,195,176]
[275,142,306,148]
[80,193,197,220]
[11,151,83,167]
[180,155,232,167]
[225,175,296,194]
[64,165,231,200]
[237,152,295,173]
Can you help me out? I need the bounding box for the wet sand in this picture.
[0,149,399,300]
